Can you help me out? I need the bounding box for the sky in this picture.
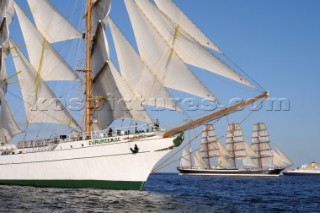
[5,0,320,172]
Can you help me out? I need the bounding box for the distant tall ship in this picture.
[283,162,320,176]
[178,122,292,177]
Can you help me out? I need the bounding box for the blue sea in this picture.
[0,174,319,212]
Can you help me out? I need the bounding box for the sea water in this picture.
[0,174,319,212]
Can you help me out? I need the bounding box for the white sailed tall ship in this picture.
[178,123,292,177]
[1,0,269,190]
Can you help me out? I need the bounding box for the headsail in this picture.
[109,18,178,110]
[154,0,221,53]
[9,38,81,130]
[14,3,80,81]
[124,0,216,101]
[26,0,82,43]
[135,0,255,89]
[180,149,191,168]
[0,94,22,142]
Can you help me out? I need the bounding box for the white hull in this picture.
[0,133,176,190]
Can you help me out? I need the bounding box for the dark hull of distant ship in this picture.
[282,171,320,176]
[177,167,284,177]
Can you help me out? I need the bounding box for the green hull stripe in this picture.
[0,180,146,191]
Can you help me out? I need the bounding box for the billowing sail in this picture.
[14,3,80,81]
[0,94,22,141]
[226,123,247,158]
[91,22,151,129]
[9,39,80,130]
[92,0,111,34]
[180,149,191,168]
[0,51,7,95]
[124,0,216,101]
[217,141,231,157]
[272,150,285,167]
[218,156,232,167]
[194,151,206,168]
[244,142,258,157]
[243,156,258,168]
[109,19,178,110]
[0,17,8,46]
[275,146,292,166]
[134,0,255,89]
[0,0,14,25]
[154,0,221,53]
[92,65,133,130]
[26,0,81,43]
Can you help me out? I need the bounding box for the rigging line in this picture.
[222,53,267,92]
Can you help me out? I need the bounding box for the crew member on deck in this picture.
[154,119,160,130]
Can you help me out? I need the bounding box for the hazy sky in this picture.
[6,0,320,172]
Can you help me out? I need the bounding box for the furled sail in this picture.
[92,0,111,34]
[124,0,216,101]
[134,0,255,89]
[109,19,178,110]
[180,149,191,168]
[9,39,80,130]
[0,0,14,25]
[14,3,80,81]
[26,0,81,43]
[0,94,22,142]
[154,0,221,53]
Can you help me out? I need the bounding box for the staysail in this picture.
[124,0,216,101]
[14,3,80,82]
[134,0,255,89]
[9,38,81,130]
[0,94,22,142]
[26,0,82,43]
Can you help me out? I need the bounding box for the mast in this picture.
[86,0,92,137]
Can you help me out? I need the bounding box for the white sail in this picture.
[0,17,8,47]
[9,39,80,130]
[275,146,292,166]
[217,141,231,157]
[194,151,206,168]
[0,0,14,24]
[14,3,80,81]
[109,19,178,110]
[180,149,191,168]
[218,156,232,167]
[261,157,274,168]
[0,52,6,95]
[272,150,285,167]
[226,123,246,158]
[243,156,258,168]
[154,0,221,53]
[124,0,216,101]
[244,141,258,157]
[26,0,82,43]
[92,23,110,77]
[0,94,22,141]
[135,0,255,89]
[92,65,133,130]
[92,0,111,34]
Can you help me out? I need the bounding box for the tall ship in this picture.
[283,162,320,176]
[1,0,270,190]
[178,122,292,177]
